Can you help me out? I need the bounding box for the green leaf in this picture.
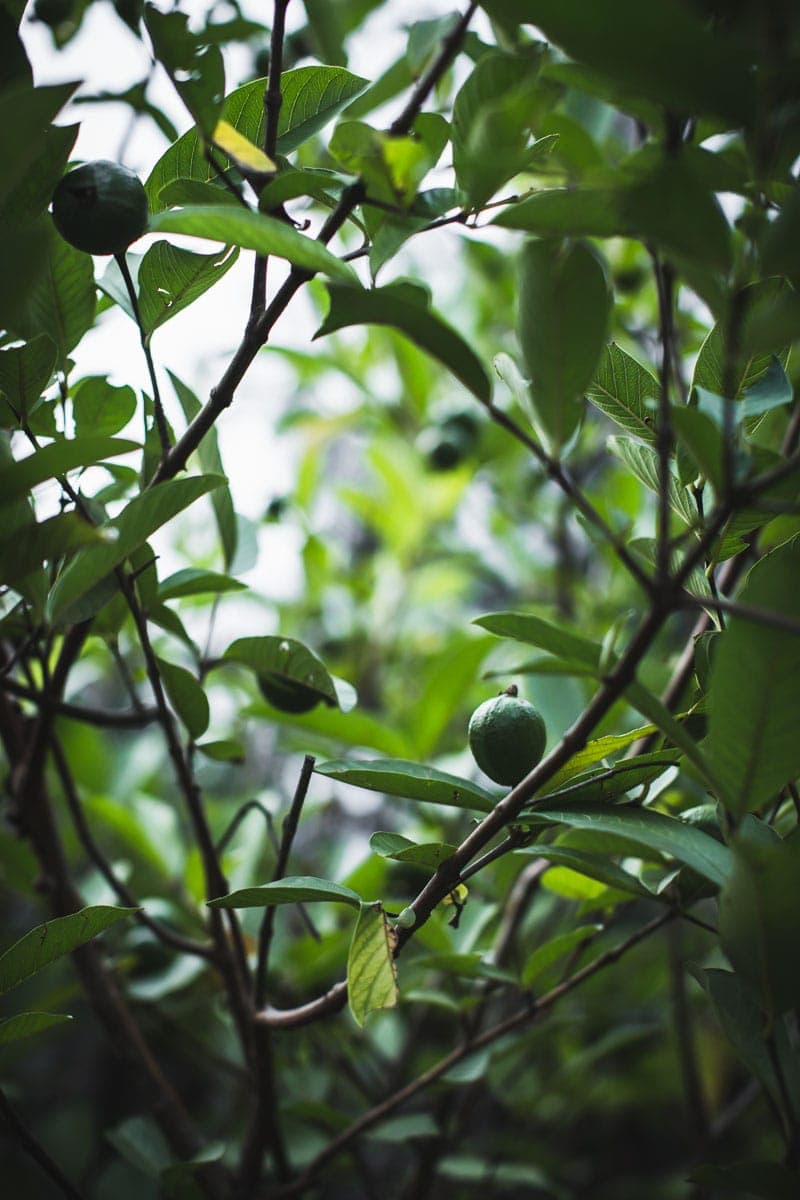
[0,513,102,588]
[370,832,458,870]
[137,241,239,339]
[719,824,800,1016]
[347,901,399,1027]
[329,120,442,209]
[149,207,358,283]
[10,219,96,364]
[195,738,245,764]
[692,281,791,399]
[223,635,338,707]
[315,759,497,813]
[158,568,245,601]
[524,846,652,899]
[517,238,610,449]
[530,804,732,887]
[146,66,369,211]
[71,377,137,438]
[693,967,786,1111]
[0,81,78,208]
[543,726,658,792]
[156,656,209,740]
[586,343,659,444]
[529,754,678,809]
[0,1011,73,1045]
[46,475,225,624]
[144,3,224,134]
[483,0,754,126]
[169,371,237,569]
[315,282,492,403]
[707,540,800,816]
[493,188,623,237]
[607,435,698,527]
[0,436,138,503]
[208,875,362,909]
[0,906,137,994]
[0,334,57,420]
[521,923,602,987]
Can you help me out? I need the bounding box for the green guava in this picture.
[52,160,148,256]
[468,685,546,787]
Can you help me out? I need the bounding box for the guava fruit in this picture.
[468,685,546,787]
[52,160,148,256]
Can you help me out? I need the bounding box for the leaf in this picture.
[347,901,399,1027]
[483,0,754,127]
[315,282,492,403]
[0,436,138,503]
[692,280,791,399]
[71,376,137,438]
[146,66,369,211]
[208,875,362,909]
[169,371,237,569]
[543,726,658,792]
[316,759,497,813]
[46,475,225,624]
[10,219,96,364]
[0,906,137,994]
[137,240,239,339]
[0,334,57,419]
[144,4,224,134]
[529,804,732,887]
[607,435,698,527]
[524,846,652,899]
[210,119,276,177]
[0,1011,73,1045]
[148,207,358,283]
[707,540,800,816]
[517,238,611,449]
[0,513,102,588]
[158,568,245,601]
[370,832,458,871]
[223,635,338,708]
[586,343,659,444]
[693,967,785,1110]
[495,183,623,236]
[529,754,678,809]
[719,825,800,1016]
[156,656,209,740]
[521,924,602,987]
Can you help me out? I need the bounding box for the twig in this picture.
[652,255,676,584]
[0,677,158,727]
[114,252,171,464]
[680,589,800,638]
[50,733,215,960]
[271,911,673,1197]
[255,754,316,1005]
[0,1087,88,1200]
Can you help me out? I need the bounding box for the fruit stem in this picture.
[115,252,171,467]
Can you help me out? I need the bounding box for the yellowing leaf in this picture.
[209,120,276,177]
[347,902,398,1027]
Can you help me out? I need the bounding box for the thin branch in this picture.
[0,1087,88,1200]
[680,589,800,638]
[255,754,315,1006]
[387,2,479,138]
[115,253,171,465]
[50,733,215,960]
[0,677,158,727]
[271,911,673,1197]
[652,255,676,583]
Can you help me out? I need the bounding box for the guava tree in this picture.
[2,1,800,1198]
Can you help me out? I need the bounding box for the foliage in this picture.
[2,1,800,1197]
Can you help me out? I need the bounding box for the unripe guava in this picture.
[52,160,148,256]
[468,685,546,787]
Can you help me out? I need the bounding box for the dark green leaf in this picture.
[11,219,96,363]
[71,376,137,437]
[158,568,245,601]
[46,475,225,624]
[208,876,362,909]
[316,759,496,813]
[521,923,602,986]
[707,540,800,816]
[315,282,491,403]
[0,906,137,994]
[586,343,659,444]
[156,656,209,740]
[0,1011,73,1045]
[517,238,610,449]
[138,240,239,339]
[529,804,732,887]
[149,206,357,282]
[0,436,138,503]
[0,334,57,420]
[223,635,338,707]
